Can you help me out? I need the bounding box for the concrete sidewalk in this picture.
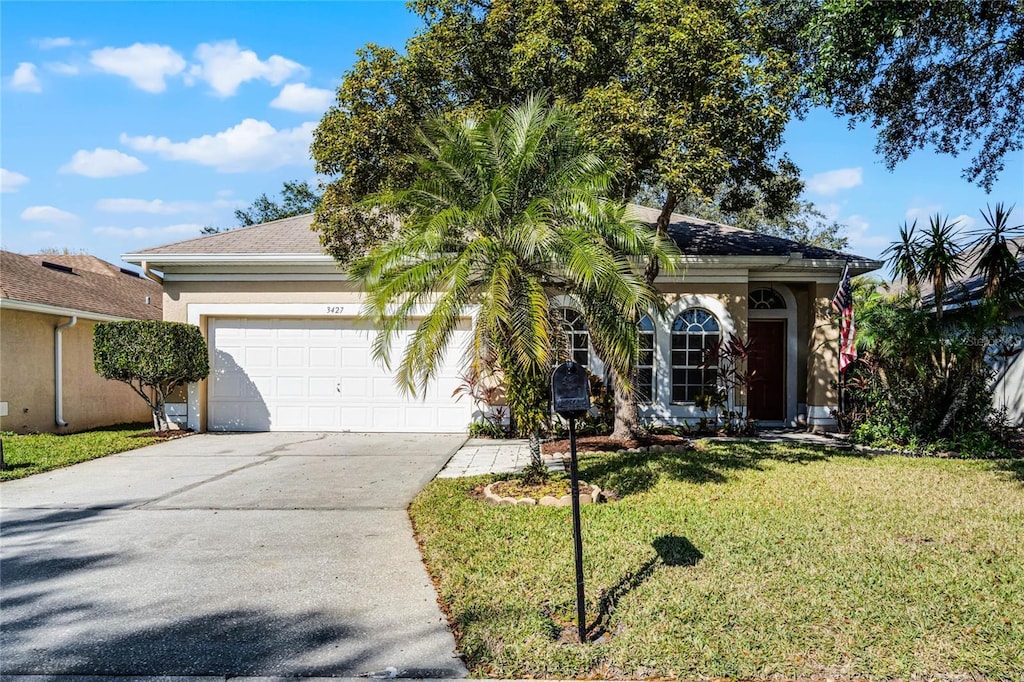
[436,429,844,478]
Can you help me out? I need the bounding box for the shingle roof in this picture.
[628,205,868,261]
[0,251,163,320]
[918,236,1024,307]
[129,213,323,256]
[125,206,874,264]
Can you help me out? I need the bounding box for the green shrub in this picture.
[94,321,209,430]
[468,419,507,439]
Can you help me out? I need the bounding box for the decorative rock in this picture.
[517,497,537,506]
[501,497,517,505]
[539,496,561,506]
[578,495,591,506]
[559,494,572,505]
[590,486,602,504]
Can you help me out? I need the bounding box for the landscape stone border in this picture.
[483,481,602,507]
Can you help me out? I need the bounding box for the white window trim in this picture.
[747,283,798,426]
[549,295,605,379]
[640,294,735,424]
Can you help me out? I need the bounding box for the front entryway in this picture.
[747,319,785,421]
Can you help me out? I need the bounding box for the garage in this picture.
[208,317,471,432]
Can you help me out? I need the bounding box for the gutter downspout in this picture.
[55,316,78,427]
[141,261,163,285]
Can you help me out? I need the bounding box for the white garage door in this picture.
[208,317,471,432]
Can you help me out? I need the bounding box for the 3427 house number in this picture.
[326,306,345,314]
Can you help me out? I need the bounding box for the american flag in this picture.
[831,262,857,373]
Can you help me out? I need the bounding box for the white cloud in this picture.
[21,205,79,226]
[270,82,333,113]
[1,168,30,193]
[60,148,148,178]
[10,62,42,92]
[121,118,315,173]
[806,167,863,196]
[46,62,80,75]
[950,214,976,231]
[90,43,186,93]
[189,40,305,97]
[95,197,242,214]
[37,37,81,49]
[93,223,204,239]
[843,214,890,257]
[905,204,943,222]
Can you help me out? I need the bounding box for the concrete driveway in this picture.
[0,432,468,678]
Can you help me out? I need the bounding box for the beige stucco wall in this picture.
[0,308,153,434]
[162,279,367,323]
[160,274,840,428]
[806,282,840,429]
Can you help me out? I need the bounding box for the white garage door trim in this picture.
[186,304,473,433]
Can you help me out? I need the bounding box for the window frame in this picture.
[669,307,721,405]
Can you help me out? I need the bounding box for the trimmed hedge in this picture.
[93,321,209,429]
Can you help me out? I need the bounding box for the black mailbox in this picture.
[551,361,591,418]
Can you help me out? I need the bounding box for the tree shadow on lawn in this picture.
[994,456,1024,483]
[577,440,865,497]
[587,534,702,641]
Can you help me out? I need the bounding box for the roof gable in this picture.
[0,251,163,320]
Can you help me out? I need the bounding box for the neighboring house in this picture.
[918,237,1024,426]
[0,251,164,434]
[122,208,882,434]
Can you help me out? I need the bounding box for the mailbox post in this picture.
[551,360,590,643]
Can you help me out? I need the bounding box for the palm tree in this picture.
[882,220,921,298]
[970,202,1023,305]
[351,93,671,463]
[918,213,964,320]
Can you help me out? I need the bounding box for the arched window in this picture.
[749,288,787,309]
[636,315,655,402]
[671,308,720,403]
[556,308,589,368]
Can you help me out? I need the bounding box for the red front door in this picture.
[747,320,785,421]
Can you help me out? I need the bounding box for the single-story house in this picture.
[123,207,881,434]
[0,251,164,434]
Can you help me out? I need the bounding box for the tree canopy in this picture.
[800,0,1023,191]
[312,0,805,264]
[201,180,322,234]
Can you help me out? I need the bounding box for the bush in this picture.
[468,419,507,439]
[94,321,209,430]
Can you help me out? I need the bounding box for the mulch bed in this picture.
[541,433,689,455]
[130,429,195,440]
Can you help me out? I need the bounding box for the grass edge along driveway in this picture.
[410,441,1024,680]
[0,424,164,481]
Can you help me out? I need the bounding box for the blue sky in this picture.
[2,1,1021,272]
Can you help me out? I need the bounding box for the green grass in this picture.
[410,441,1024,680]
[0,424,162,481]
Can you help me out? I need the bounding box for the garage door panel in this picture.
[208,317,470,433]
[309,347,337,368]
[338,377,368,399]
[308,376,336,398]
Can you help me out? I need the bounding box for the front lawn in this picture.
[0,424,165,481]
[410,441,1024,680]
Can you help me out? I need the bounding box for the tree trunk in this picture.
[610,191,679,440]
[644,191,678,286]
[609,365,641,441]
[528,430,542,468]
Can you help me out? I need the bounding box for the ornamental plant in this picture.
[93,321,209,431]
